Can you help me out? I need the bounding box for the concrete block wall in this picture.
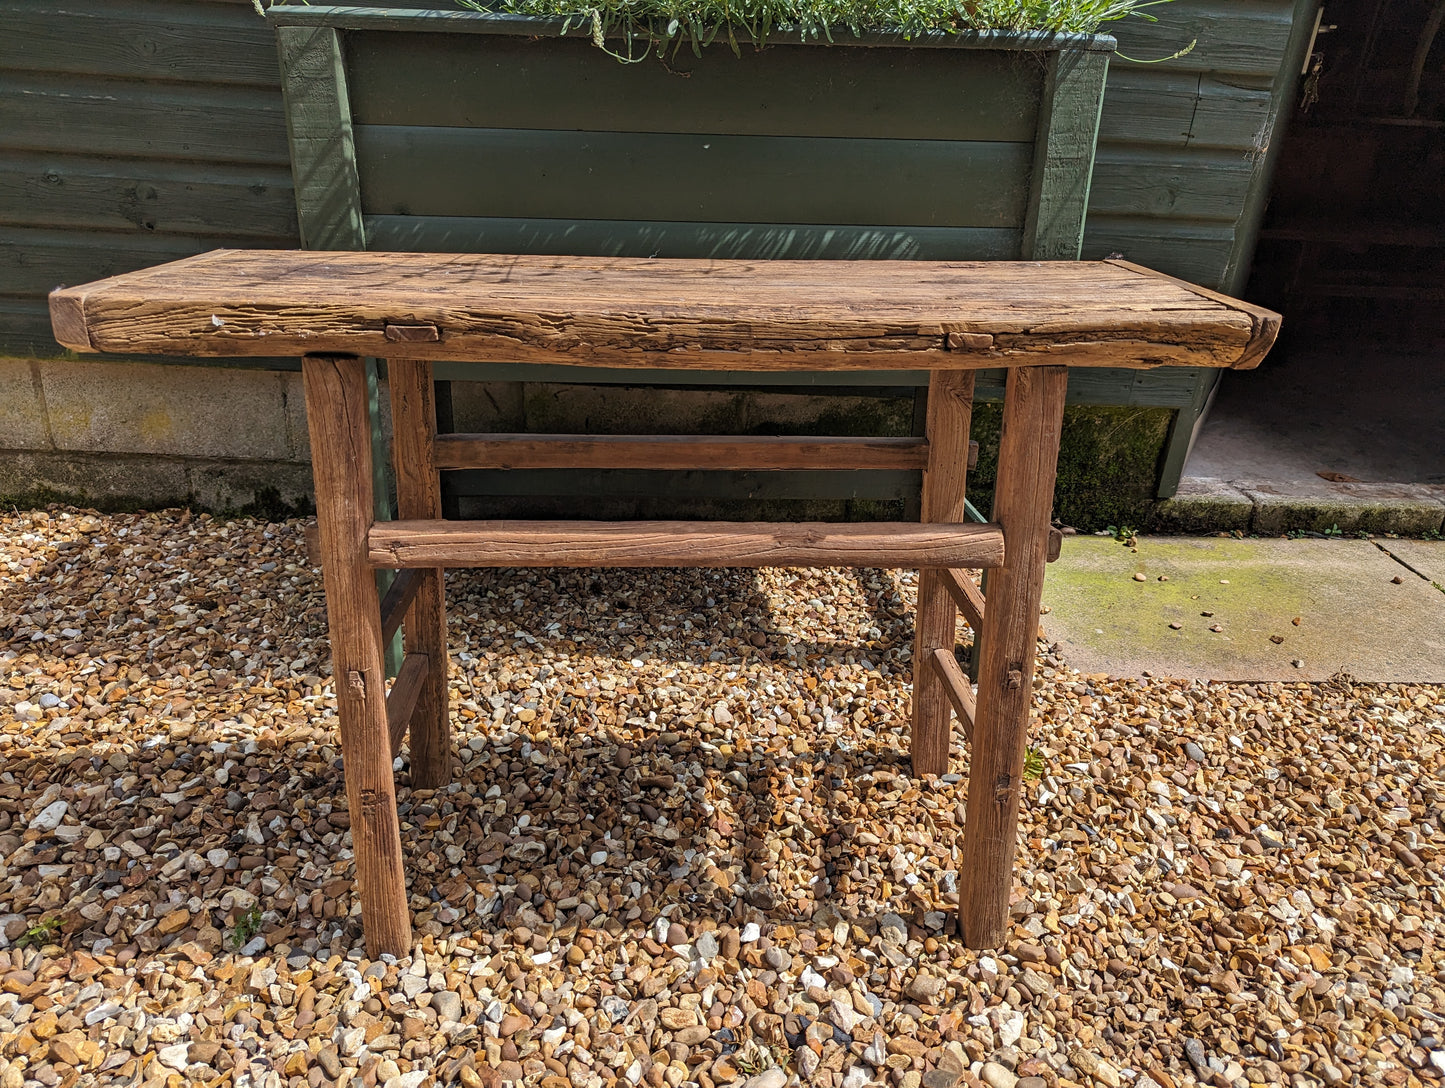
[0,359,315,513]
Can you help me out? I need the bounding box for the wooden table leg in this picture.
[912,370,975,777]
[960,365,1067,948]
[388,359,452,789]
[303,353,412,958]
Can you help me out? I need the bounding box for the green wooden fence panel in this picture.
[355,127,1033,228]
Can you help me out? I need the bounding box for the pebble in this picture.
[0,506,1437,1088]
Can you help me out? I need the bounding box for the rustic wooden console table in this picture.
[50,251,1278,957]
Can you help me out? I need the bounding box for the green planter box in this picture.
[269,4,1113,518]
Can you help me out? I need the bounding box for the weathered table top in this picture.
[50,251,1279,372]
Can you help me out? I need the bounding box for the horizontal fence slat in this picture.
[1083,217,1238,287]
[365,215,1021,261]
[434,433,930,471]
[0,74,290,166]
[1088,147,1256,221]
[345,30,1044,142]
[354,126,1033,228]
[0,0,281,86]
[0,226,281,298]
[0,152,298,239]
[1098,70,1273,150]
[1108,0,1295,76]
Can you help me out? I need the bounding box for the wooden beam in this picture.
[433,433,929,471]
[939,566,986,632]
[301,353,410,958]
[388,358,452,789]
[368,519,1005,570]
[960,365,1068,950]
[911,369,975,777]
[929,647,975,742]
[386,652,430,760]
[378,567,422,645]
[49,252,1281,372]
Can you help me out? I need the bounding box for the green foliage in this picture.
[15,917,63,950]
[228,904,264,950]
[1023,746,1045,780]
[453,0,1165,61]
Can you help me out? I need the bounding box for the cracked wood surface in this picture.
[50,250,1279,371]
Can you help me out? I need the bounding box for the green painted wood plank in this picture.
[1082,216,1236,286]
[1098,70,1272,150]
[1109,0,1294,76]
[272,7,1113,51]
[1021,49,1108,260]
[0,226,245,297]
[1087,148,1254,221]
[0,74,289,166]
[354,127,1033,229]
[0,153,298,240]
[365,216,1021,261]
[0,1,282,87]
[344,31,1043,142]
[275,25,366,250]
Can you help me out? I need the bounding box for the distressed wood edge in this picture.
[386,651,430,759]
[938,566,986,632]
[47,289,94,352]
[1105,259,1282,370]
[379,568,423,645]
[929,647,976,742]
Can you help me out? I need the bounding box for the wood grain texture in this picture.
[1105,259,1281,369]
[960,366,1068,950]
[378,567,421,645]
[930,647,976,741]
[911,369,976,777]
[387,358,451,789]
[1022,50,1109,260]
[386,651,430,760]
[367,520,1006,570]
[939,566,987,632]
[275,27,365,250]
[49,251,1278,371]
[301,353,411,958]
[434,434,929,472]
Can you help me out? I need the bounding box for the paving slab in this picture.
[1379,539,1445,584]
[1041,536,1445,682]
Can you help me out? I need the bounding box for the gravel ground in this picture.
[1,507,1443,1088]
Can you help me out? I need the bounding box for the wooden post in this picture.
[911,370,975,777]
[960,365,1067,949]
[387,358,452,789]
[302,353,412,958]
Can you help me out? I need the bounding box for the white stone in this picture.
[840,1065,872,1088]
[590,851,608,865]
[29,800,68,833]
[997,1009,1025,1047]
[740,922,761,943]
[744,1068,787,1088]
[157,1044,190,1071]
